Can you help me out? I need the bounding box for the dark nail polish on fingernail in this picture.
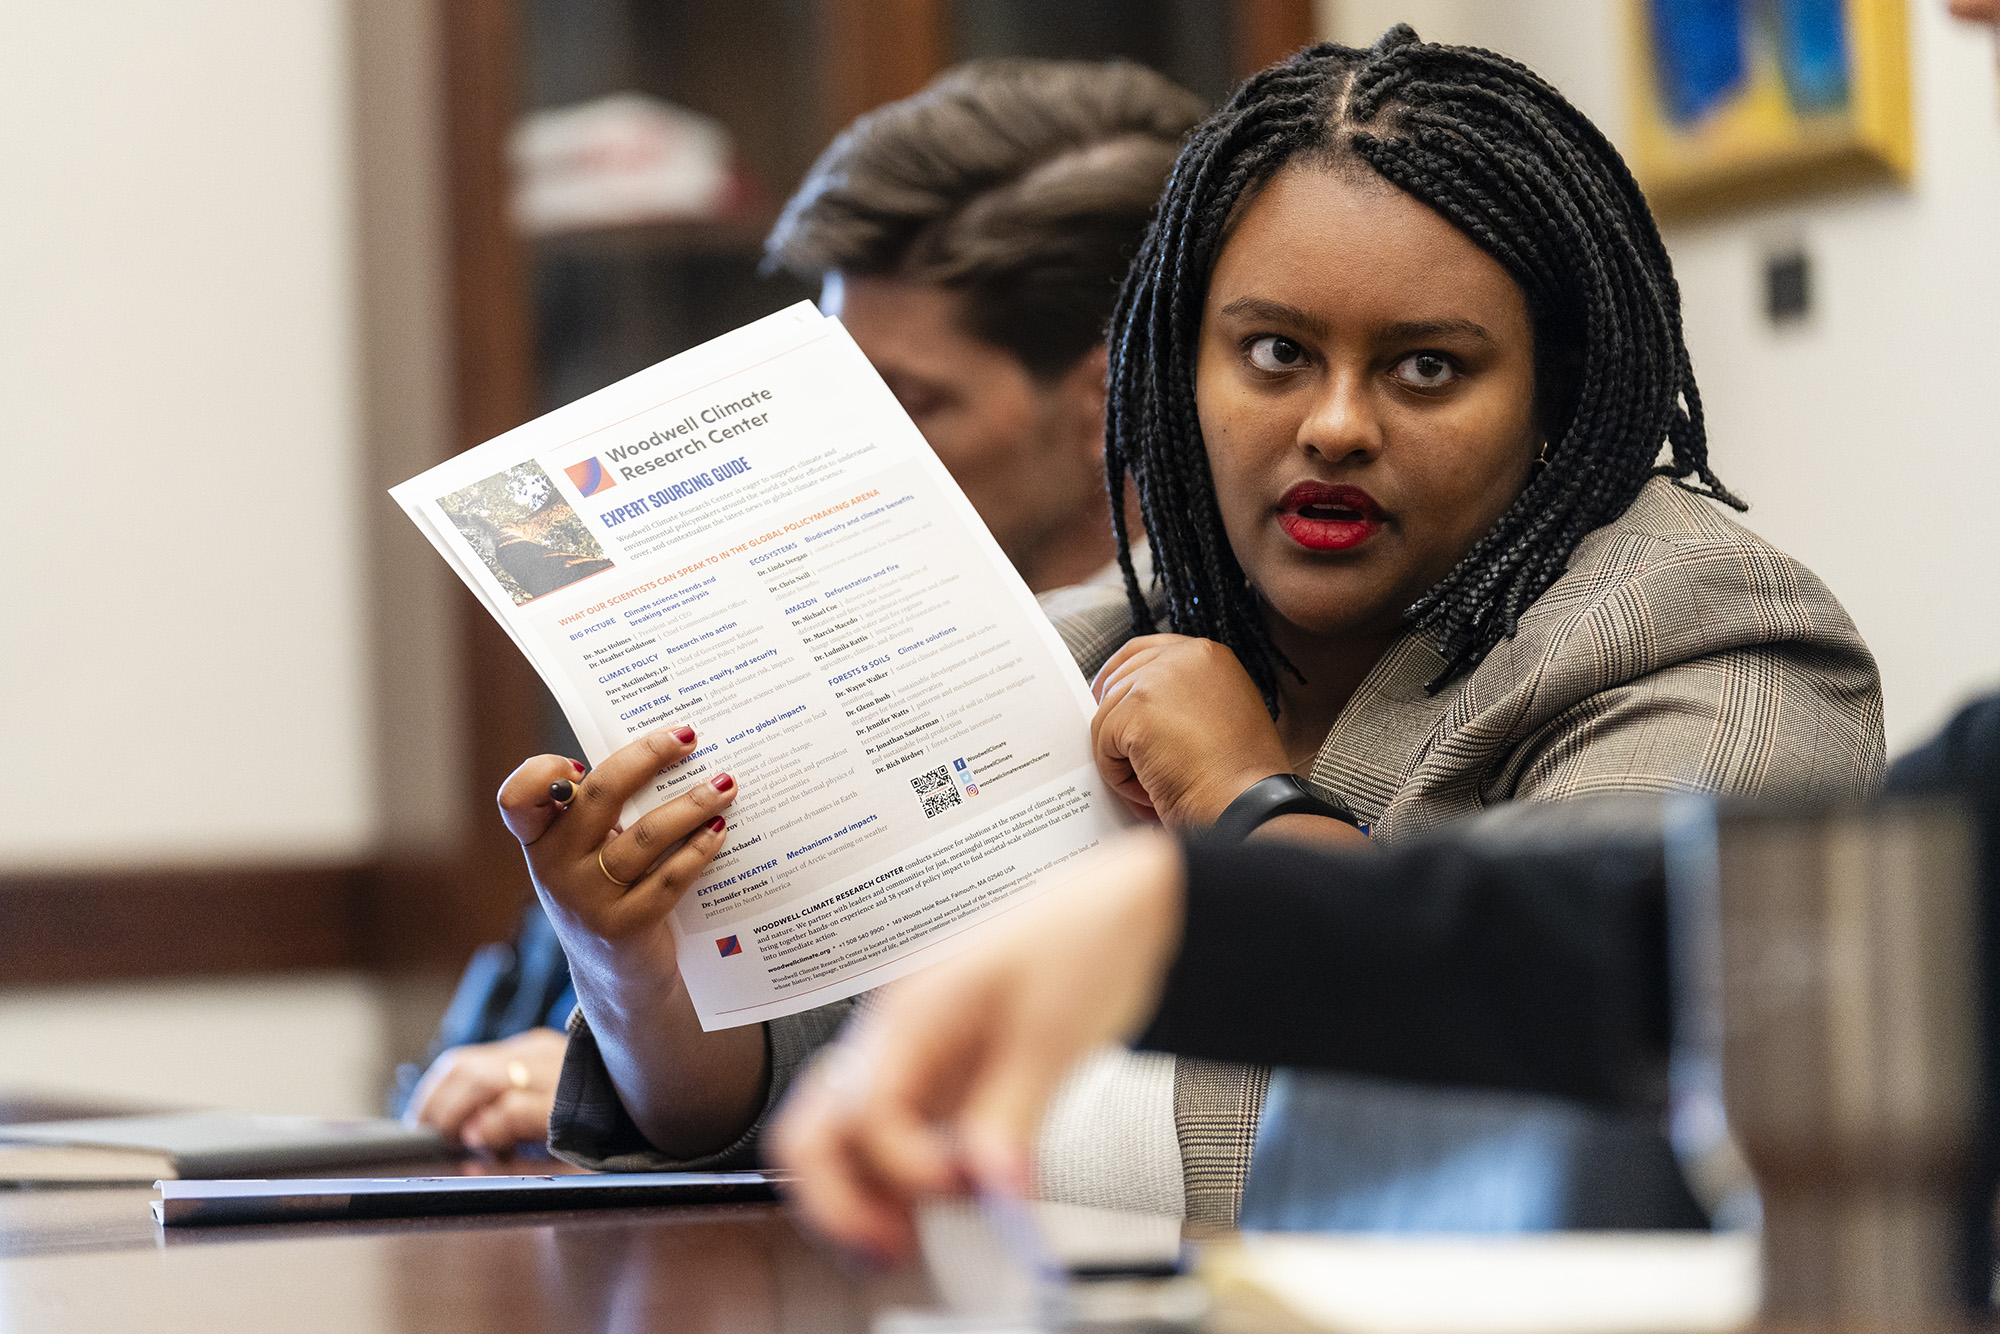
[707,816,726,834]
[571,759,586,774]
[710,772,734,792]
[549,779,574,804]
[673,725,696,744]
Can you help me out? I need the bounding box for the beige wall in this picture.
[1321,1,2000,753]
[0,0,460,1114]
[2,0,369,868]
[0,975,393,1117]
[0,0,462,873]
[352,0,468,856]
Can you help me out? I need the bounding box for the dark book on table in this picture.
[0,1112,445,1184]
[152,1171,784,1225]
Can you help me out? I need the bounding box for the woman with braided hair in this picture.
[1017,25,1885,1221]
[1052,25,1881,848]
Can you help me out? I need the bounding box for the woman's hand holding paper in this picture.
[1089,634,1290,828]
[497,726,766,1158]
[498,725,735,973]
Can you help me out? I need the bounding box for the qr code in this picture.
[912,765,960,818]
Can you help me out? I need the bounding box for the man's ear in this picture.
[1055,343,1112,457]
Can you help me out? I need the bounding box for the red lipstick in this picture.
[1276,482,1384,552]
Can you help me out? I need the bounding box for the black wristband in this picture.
[1209,774,1362,842]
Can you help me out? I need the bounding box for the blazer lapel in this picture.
[1306,631,1455,828]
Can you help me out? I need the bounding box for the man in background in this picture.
[402,58,1206,1150]
[764,59,1205,591]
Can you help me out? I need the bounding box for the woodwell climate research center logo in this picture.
[565,456,618,497]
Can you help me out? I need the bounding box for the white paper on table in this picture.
[1212,1232,1759,1334]
[391,302,1131,1029]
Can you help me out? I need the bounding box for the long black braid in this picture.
[1104,25,1742,701]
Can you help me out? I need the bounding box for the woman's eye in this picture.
[1246,336,1306,372]
[1392,352,1458,390]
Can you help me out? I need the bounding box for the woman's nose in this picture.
[1297,367,1381,465]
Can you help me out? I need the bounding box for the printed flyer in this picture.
[392,302,1129,1029]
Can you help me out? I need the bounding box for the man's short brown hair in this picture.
[765,60,1207,379]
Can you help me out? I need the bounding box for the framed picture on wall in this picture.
[1625,0,1914,219]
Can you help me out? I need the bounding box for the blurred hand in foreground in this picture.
[405,1026,568,1153]
[770,829,1186,1263]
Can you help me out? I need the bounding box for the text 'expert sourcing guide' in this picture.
[392,302,1129,1029]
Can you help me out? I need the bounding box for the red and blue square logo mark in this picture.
[716,935,742,958]
[564,456,617,497]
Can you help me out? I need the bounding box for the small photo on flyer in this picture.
[440,460,615,604]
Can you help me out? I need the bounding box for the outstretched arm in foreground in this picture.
[772,820,1669,1262]
[772,830,1185,1264]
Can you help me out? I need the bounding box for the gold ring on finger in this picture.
[598,847,635,888]
[506,1060,531,1091]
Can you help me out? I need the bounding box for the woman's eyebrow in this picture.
[1216,301,1494,348]
[1382,318,1493,344]
[1217,296,1331,338]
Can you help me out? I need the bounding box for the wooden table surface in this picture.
[0,1086,935,1334]
[0,1098,1786,1334]
[0,1167,933,1333]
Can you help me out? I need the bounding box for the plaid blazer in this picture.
[1045,478,1885,828]
[553,480,1884,1220]
[1037,478,1884,1220]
